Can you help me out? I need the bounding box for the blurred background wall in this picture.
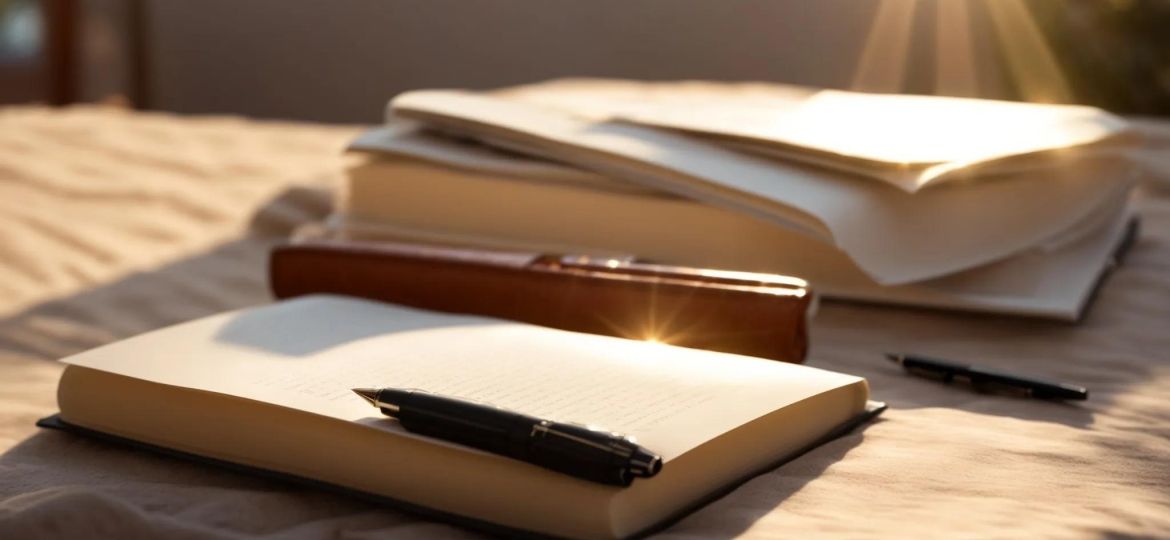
[4,0,1169,123]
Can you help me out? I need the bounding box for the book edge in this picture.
[35,402,885,540]
[624,399,887,539]
[1071,216,1141,323]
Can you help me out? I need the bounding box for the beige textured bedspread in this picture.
[0,105,1167,539]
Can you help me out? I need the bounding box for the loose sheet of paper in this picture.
[496,78,1132,192]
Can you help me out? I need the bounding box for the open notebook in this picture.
[45,295,879,539]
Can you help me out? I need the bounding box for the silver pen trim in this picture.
[531,421,635,457]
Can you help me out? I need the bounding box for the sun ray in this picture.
[984,0,1073,103]
[852,0,920,93]
[935,0,979,97]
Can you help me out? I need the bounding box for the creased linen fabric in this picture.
[0,105,1167,539]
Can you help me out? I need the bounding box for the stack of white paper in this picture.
[336,79,1140,320]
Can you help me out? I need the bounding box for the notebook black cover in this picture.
[37,401,885,539]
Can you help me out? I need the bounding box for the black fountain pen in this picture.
[352,387,663,487]
[886,354,1088,400]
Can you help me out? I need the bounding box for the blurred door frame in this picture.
[42,0,76,105]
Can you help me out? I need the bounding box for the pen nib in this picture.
[884,353,904,365]
[351,388,380,406]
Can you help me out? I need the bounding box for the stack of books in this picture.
[335,79,1140,320]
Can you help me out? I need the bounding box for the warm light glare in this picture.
[694,268,808,288]
[852,0,917,93]
[934,0,979,97]
[985,0,1073,103]
[774,92,1113,165]
[854,0,1073,104]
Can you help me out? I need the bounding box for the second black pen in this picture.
[886,353,1089,400]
